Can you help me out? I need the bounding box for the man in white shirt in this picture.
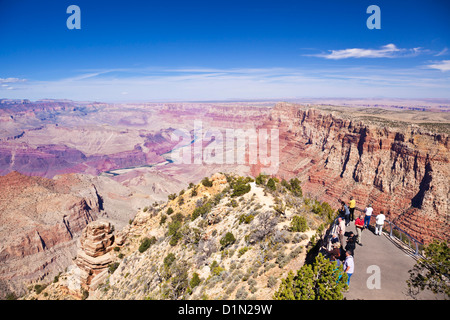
[343,250,354,285]
[364,204,373,229]
[375,211,386,236]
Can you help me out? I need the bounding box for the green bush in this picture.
[291,215,308,232]
[164,253,176,269]
[190,272,201,289]
[168,220,182,246]
[231,178,251,197]
[407,240,450,298]
[220,232,236,248]
[289,178,302,197]
[139,236,156,253]
[34,284,47,295]
[168,193,177,200]
[255,173,268,185]
[238,214,254,224]
[191,202,212,221]
[201,177,213,187]
[266,178,276,191]
[273,253,348,300]
[167,207,174,215]
[108,262,120,274]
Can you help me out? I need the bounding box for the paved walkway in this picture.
[341,221,442,300]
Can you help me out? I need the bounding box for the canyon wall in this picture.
[0,171,104,297]
[253,103,449,244]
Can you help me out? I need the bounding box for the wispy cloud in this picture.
[0,77,27,91]
[0,77,27,84]
[426,60,450,72]
[307,44,424,60]
[435,48,448,57]
[2,64,450,101]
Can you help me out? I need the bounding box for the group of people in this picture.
[325,196,387,287]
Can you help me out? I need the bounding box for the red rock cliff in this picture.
[252,103,449,245]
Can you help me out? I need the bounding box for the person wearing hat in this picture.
[363,203,373,230]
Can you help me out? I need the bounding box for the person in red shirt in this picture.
[355,214,365,246]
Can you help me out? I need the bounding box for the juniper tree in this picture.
[273,253,348,300]
[407,240,450,299]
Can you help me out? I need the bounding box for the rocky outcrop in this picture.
[74,220,115,290]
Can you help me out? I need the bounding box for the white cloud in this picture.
[426,60,450,72]
[308,44,423,60]
[0,77,27,84]
[2,64,450,101]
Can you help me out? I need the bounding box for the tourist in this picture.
[337,216,346,248]
[375,211,386,236]
[349,196,356,222]
[327,242,342,266]
[355,214,365,246]
[345,231,356,256]
[364,204,373,229]
[341,201,351,226]
[343,250,354,285]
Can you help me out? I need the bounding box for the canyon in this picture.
[0,98,448,298]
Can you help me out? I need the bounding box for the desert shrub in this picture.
[164,253,176,269]
[34,284,47,295]
[201,177,213,187]
[238,247,250,258]
[220,232,236,248]
[53,272,61,283]
[238,214,254,224]
[172,212,184,223]
[255,173,268,185]
[235,286,248,300]
[139,236,156,253]
[168,220,182,246]
[191,201,212,221]
[249,211,278,243]
[289,178,302,197]
[160,214,167,225]
[168,193,177,201]
[108,262,120,274]
[231,181,251,197]
[166,207,174,215]
[266,178,276,191]
[190,272,201,289]
[143,206,149,212]
[267,275,277,288]
[276,251,290,268]
[291,215,308,232]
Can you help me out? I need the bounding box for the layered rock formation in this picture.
[0,171,103,298]
[74,220,116,290]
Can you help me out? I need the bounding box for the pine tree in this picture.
[273,253,348,300]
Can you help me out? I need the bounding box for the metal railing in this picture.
[324,211,424,257]
[383,219,424,257]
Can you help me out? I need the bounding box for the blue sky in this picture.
[0,0,449,101]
